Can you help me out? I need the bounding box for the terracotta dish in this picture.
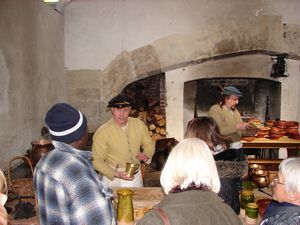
[269,134,282,140]
[286,121,299,127]
[242,136,256,142]
[257,198,272,217]
[260,126,271,131]
[289,133,300,140]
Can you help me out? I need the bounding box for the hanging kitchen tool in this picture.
[265,96,270,122]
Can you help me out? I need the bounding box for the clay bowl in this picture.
[289,133,300,140]
[286,128,299,134]
[257,128,270,137]
[257,198,272,217]
[256,132,267,138]
[260,126,271,132]
[277,120,286,126]
[242,136,256,142]
[286,121,299,127]
[270,127,281,134]
[269,134,282,140]
[280,130,287,136]
[265,120,275,127]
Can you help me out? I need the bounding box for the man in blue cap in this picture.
[208,85,251,143]
[92,93,155,187]
[34,103,116,225]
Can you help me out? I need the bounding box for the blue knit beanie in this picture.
[45,103,87,144]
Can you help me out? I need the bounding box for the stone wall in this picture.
[0,0,64,168]
[66,15,300,136]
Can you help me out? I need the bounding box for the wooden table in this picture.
[113,187,273,225]
[242,136,300,149]
[113,187,165,221]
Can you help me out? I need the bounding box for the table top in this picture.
[242,136,300,148]
[113,187,273,225]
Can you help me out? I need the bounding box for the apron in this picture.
[102,168,143,188]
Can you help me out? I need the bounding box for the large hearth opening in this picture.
[121,74,175,184]
[184,78,282,124]
[122,73,167,142]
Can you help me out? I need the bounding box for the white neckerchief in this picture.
[121,122,128,132]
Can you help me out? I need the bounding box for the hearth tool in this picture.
[258,188,272,197]
[265,96,270,121]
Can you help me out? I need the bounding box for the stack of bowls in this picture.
[269,127,282,139]
[265,120,275,128]
[286,121,300,139]
[256,126,271,138]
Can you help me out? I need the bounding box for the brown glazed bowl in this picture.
[269,134,282,140]
[242,136,256,142]
[285,121,299,127]
[270,127,281,134]
[257,198,272,217]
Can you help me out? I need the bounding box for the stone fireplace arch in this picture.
[67,15,300,135]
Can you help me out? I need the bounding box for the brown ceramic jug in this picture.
[31,140,54,163]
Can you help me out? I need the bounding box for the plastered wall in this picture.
[64,0,300,136]
[0,0,65,169]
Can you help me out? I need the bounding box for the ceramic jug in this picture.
[117,188,134,224]
[31,139,54,164]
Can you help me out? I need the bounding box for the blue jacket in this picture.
[260,200,300,225]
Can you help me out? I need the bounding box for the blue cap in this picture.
[45,103,87,144]
[222,86,243,97]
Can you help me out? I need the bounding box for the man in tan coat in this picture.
[92,93,155,187]
[208,86,250,143]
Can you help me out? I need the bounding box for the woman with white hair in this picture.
[136,138,242,225]
[260,157,300,225]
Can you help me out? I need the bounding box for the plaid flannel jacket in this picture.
[34,141,116,225]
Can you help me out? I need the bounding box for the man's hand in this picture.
[236,122,251,131]
[136,152,149,163]
[114,171,134,181]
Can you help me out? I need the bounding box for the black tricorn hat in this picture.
[107,93,133,108]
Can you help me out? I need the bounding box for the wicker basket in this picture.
[8,155,35,197]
